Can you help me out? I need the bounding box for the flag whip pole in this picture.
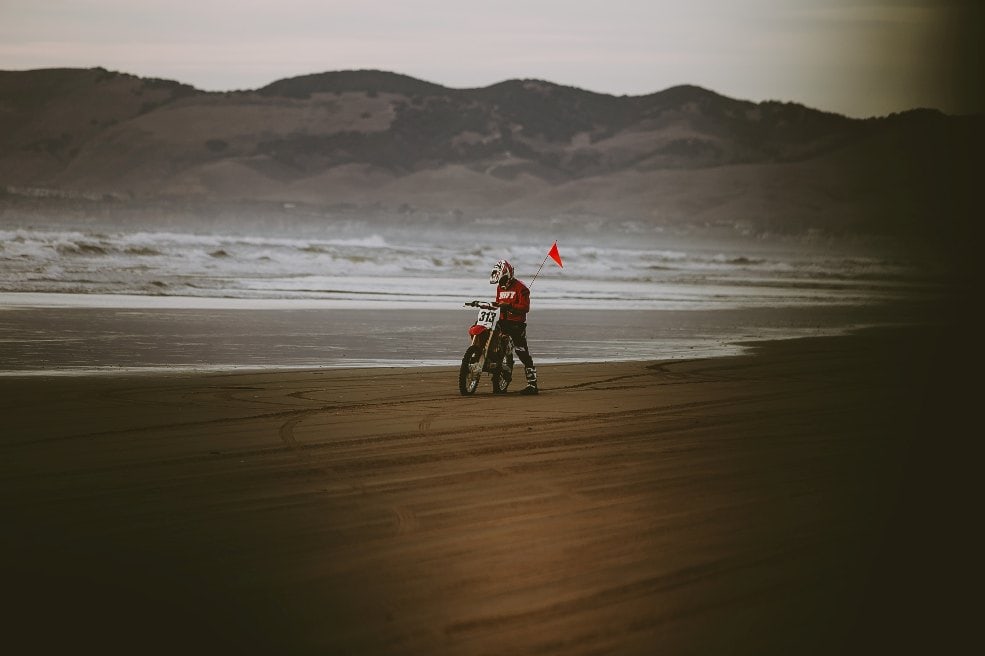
[528,253,550,288]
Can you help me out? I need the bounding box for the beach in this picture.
[1,323,971,654]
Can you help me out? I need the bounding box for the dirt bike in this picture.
[459,300,515,395]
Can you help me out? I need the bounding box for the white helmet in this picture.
[489,259,514,287]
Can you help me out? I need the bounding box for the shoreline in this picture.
[0,301,938,376]
[2,323,972,653]
[0,325,899,378]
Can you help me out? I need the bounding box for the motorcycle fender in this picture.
[468,325,487,337]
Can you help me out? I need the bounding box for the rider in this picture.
[490,259,538,395]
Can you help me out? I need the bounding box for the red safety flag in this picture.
[548,241,563,268]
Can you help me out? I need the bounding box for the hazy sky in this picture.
[1,0,980,118]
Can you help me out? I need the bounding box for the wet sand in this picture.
[1,325,973,654]
[0,303,928,373]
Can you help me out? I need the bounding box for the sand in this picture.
[1,325,973,654]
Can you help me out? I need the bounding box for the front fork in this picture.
[471,327,502,372]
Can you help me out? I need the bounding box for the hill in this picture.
[0,67,980,241]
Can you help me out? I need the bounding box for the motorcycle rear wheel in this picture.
[459,345,482,395]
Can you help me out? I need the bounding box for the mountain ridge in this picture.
[1,67,979,240]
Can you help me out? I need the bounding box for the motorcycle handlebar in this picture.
[464,300,499,309]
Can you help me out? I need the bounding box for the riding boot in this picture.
[521,366,538,395]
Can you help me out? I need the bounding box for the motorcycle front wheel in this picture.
[459,345,482,395]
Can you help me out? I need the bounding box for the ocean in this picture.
[0,223,940,375]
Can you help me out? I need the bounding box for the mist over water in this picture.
[0,218,942,374]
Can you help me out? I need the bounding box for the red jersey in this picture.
[495,279,531,323]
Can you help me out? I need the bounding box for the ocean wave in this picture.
[54,241,112,256]
[0,226,933,308]
[123,246,163,256]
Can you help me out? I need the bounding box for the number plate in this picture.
[476,309,497,329]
